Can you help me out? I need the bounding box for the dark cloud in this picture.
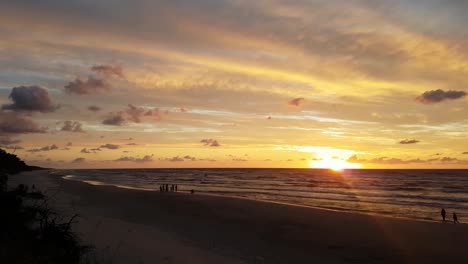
[198,158,217,162]
[347,155,467,165]
[399,139,419,144]
[0,136,23,150]
[126,104,150,123]
[348,155,422,165]
[102,105,167,126]
[0,112,46,135]
[102,112,126,126]
[1,145,24,150]
[166,156,184,162]
[232,158,248,161]
[463,152,468,155]
[65,76,109,95]
[200,138,221,147]
[80,148,99,154]
[126,143,137,145]
[267,116,272,120]
[100,143,120,149]
[440,157,458,162]
[114,154,154,163]
[416,89,466,104]
[60,121,84,132]
[71,157,85,164]
[0,137,21,145]
[2,86,58,112]
[27,144,59,153]
[88,105,102,112]
[288,97,305,107]
[183,155,196,161]
[126,104,166,122]
[91,65,124,78]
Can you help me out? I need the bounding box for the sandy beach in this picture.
[9,170,468,264]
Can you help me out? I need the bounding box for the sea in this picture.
[58,168,468,221]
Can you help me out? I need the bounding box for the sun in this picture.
[309,159,361,171]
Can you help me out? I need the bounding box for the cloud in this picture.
[0,137,21,145]
[100,143,120,149]
[71,157,85,163]
[0,112,47,135]
[126,104,166,122]
[114,154,154,163]
[183,155,196,161]
[180,107,190,112]
[80,148,101,154]
[463,152,468,155]
[416,89,467,104]
[88,105,102,112]
[0,145,24,150]
[102,105,167,126]
[65,76,109,95]
[66,142,73,147]
[399,139,419,144]
[102,112,126,126]
[2,86,58,112]
[288,97,305,107]
[347,155,468,165]
[126,143,137,145]
[232,158,248,161]
[27,144,59,153]
[60,121,84,132]
[91,65,124,78]
[0,136,23,150]
[166,156,184,162]
[348,155,426,165]
[200,138,221,147]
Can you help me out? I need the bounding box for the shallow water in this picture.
[57,168,468,221]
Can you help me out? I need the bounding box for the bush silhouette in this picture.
[0,149,92,263]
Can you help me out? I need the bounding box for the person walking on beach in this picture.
[441,208,446,222]
[453,212,459,224]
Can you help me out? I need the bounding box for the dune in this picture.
[9,170,468,264]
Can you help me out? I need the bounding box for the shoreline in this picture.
[60,172,461,224]
[9,170,468,263]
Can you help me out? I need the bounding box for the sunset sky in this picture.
[1,0,468,169]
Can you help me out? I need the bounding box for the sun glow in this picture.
[309,159,361,171]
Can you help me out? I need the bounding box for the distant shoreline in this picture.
[60,171,456,224]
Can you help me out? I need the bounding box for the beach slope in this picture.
[9,170,468,264]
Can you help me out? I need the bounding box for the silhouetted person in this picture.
[32,184,35,190]
[441,208,446,222]
[190,189,194,194]
[175,185,178,192]
[453,212,459,224]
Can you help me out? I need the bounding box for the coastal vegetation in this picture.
[0,148,91,263]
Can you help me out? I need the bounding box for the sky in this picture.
[1,0,468,169]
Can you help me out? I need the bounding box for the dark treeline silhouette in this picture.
[0,149,92,263]
[0,148,43,174]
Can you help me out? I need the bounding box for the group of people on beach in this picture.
[160,184,178,192]
[441,208,459,223]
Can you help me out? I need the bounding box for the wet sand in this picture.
[9,170,468,264]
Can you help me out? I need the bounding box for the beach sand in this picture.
[9,170,468,264]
